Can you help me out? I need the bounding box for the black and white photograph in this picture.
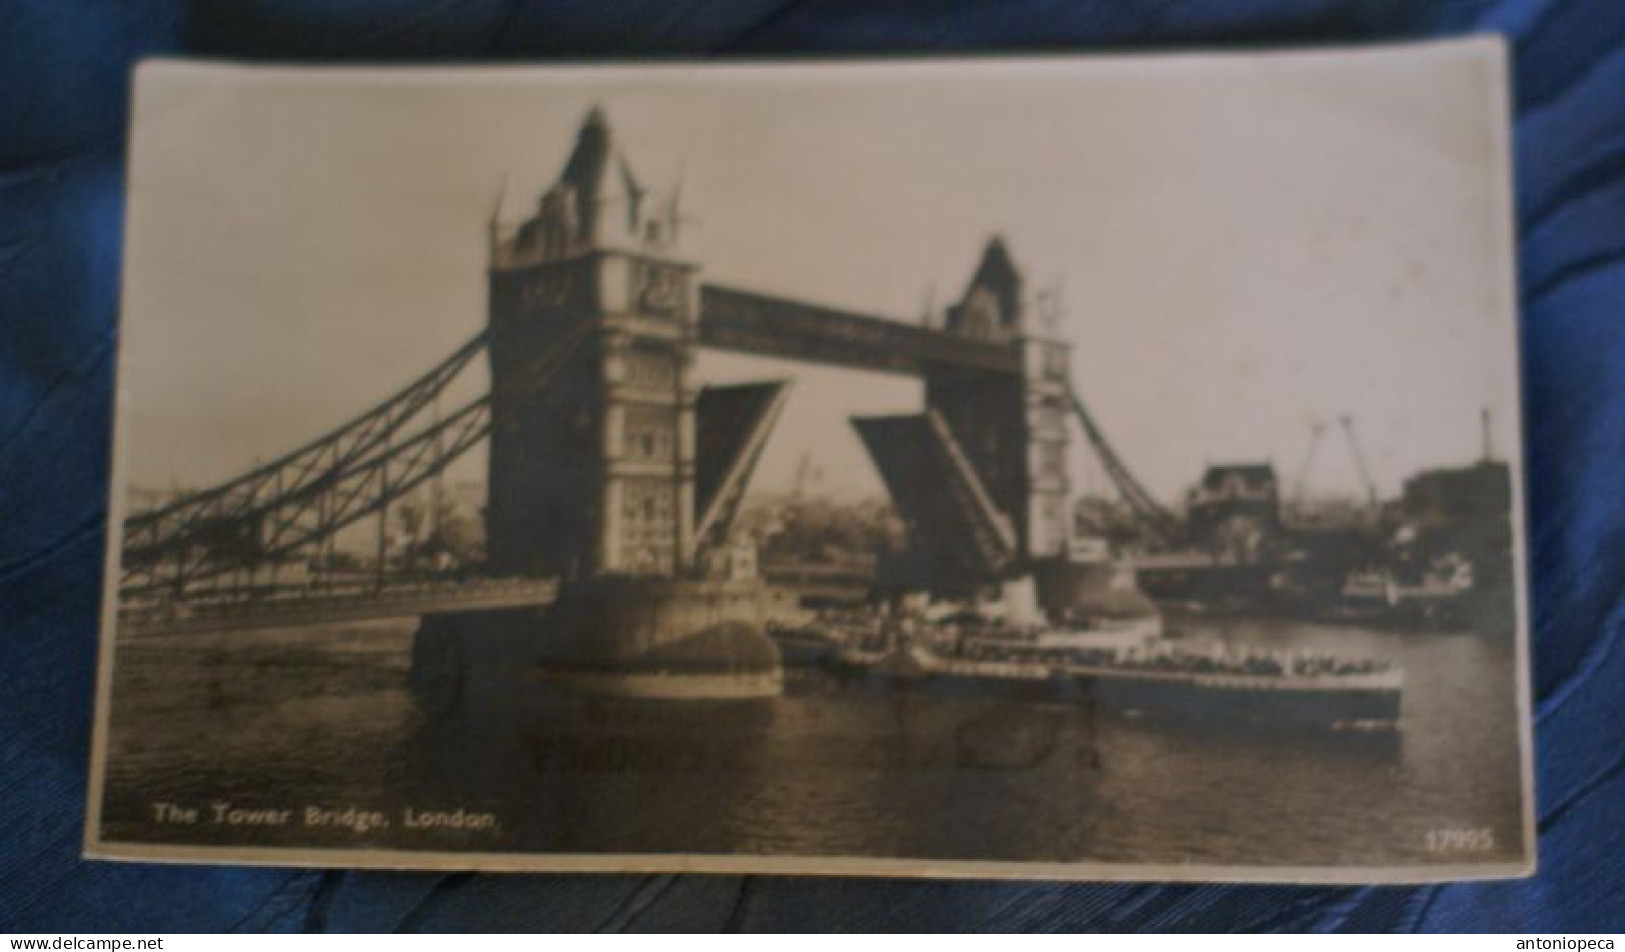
[87,40,1533,880]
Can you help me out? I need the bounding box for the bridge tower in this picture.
[485,108,699,579]
[928,237,1073,564]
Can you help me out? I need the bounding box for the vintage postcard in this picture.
[87,39,1533,881]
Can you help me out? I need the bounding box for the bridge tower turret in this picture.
[485,108,699,579]
[928,237,1073,564]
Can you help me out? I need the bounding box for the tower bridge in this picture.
[119,107,1176,640]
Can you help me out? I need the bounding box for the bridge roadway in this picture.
[118,577,560,638]
[118,563,880,637]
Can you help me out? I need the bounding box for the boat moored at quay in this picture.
[772,605,1404,730]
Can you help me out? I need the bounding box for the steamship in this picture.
[785,573,1403,729]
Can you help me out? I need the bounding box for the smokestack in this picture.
[1481,407,1494,462]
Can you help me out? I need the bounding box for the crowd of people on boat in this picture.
[785,606,1394,680]
[1105,650,1394,678]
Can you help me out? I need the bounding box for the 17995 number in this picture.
[1424,827,1494,852]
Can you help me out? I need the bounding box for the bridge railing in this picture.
[117,576,559,637]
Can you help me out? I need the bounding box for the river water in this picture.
[99,614,1526,868]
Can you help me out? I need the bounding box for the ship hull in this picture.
[767,628,841,667]
[814,644,1401,729]
[1076,668,1401,729]
[823,664,1398,728]
[830,664,1087,705]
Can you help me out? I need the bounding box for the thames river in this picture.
[99,614,1525,867]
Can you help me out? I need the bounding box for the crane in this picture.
[790,452,819,499]
[1338,414,1378,508]
[1291,421,1327,511]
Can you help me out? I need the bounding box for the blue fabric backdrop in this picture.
[2,0,1621,933]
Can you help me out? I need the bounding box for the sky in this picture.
[118,41,1519,507]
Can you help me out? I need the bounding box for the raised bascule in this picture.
[120,108,1178,697]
